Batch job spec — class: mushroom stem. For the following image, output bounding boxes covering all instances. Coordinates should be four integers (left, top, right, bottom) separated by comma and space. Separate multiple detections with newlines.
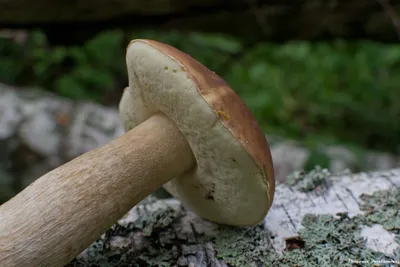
0, 112, 195, 267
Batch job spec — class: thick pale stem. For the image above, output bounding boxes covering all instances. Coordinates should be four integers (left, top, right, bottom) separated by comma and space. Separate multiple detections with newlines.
0, 113, 195, 267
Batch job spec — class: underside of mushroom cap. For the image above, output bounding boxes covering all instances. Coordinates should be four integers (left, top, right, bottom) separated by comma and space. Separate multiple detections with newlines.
120, 39, 275, 226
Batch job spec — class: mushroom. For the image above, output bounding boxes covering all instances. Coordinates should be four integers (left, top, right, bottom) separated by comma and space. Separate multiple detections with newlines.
0, 39, 275, 267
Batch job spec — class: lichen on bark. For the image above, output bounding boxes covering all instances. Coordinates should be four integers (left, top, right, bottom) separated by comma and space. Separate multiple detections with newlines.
66, 167, 400, 266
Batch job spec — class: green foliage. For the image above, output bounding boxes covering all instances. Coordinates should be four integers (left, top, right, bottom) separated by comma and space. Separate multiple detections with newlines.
303, 150, 331, 171
1, 30, 400, 153
0, 38, 25, 83
225, 41, 400, 153
0, 30, 126, 101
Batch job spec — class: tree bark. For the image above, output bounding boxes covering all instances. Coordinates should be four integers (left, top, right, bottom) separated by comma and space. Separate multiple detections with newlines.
67, 167, 400, 266
0, 1, 400, 44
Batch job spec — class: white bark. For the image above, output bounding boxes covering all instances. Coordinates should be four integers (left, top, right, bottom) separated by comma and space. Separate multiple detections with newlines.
69, 168, 400, 266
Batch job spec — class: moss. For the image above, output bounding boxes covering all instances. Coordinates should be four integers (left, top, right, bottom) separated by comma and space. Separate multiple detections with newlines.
303, 149, 331, 171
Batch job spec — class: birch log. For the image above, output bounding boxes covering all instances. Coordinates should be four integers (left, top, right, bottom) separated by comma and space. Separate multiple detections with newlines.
1, 83, 400, 204
67, 167, 400, 267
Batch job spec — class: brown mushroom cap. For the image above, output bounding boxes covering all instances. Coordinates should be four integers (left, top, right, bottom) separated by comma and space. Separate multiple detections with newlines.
120, 39, 275, 226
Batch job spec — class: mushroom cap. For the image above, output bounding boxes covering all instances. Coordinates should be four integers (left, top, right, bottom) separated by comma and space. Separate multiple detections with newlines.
120, 39, 275, 226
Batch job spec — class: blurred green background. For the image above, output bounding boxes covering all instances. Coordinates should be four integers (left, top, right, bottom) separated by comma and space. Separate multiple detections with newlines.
1, 29, 399, 155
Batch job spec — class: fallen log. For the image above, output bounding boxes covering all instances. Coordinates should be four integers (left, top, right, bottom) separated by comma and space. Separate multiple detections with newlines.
1, 1, 400, 44
68, 167, 400, 266
1, 83, 399, 204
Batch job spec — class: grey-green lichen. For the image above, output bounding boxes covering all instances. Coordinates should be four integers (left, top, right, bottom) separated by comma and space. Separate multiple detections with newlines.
212, 179, 400, 267
359, 188, 400, 232
68, 205, 184, 266
212, 195, 399, 267
210, 167, 400, 267
67, 168, 400, 267
212, 225, 276, 266
286, 165, 332, 192
276, 213, 393, 267
211, 214, 390, 267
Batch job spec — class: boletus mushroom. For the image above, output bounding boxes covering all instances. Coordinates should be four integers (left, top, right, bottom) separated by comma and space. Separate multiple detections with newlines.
0, 39, 275, 267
